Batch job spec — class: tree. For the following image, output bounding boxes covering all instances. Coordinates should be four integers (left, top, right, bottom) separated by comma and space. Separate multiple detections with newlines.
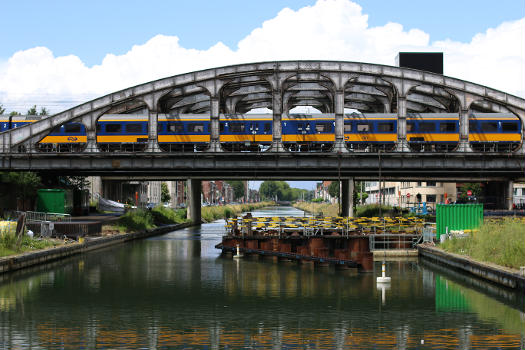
328, 181, 339, 198
458, 183, 482, 202
0, 104, 5, 114
27, 105, 38, 115
226, 180, 245, 200
0, 171, 42, 200
9, 111, 21, 116
39, 107, 49, 116
161, 182, 171, 203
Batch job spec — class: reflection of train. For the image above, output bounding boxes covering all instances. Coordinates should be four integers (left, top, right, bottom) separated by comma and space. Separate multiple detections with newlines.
0, 112, 521, 152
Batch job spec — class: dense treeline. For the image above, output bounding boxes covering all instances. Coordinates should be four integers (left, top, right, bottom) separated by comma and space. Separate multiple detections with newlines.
259, 181, 312, 201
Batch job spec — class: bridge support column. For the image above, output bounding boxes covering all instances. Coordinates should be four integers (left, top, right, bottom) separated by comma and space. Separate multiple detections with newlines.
395, 96, 410, 152
85, 129, 99, 152
341, 178, 354, 217
146, 111, 161, 152
270, 89, 285, 152
457, 109, 473, 152
209, 96, 222, 152
334, 90, 348, 153
507, 180, 514, 210
186, 179, 201, 224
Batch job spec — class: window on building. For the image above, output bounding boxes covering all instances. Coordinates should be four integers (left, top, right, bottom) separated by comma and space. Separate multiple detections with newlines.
419, 122, 435, 132
417, 182, 422, 187
106, 124, 121, 133
426, 181, 436, 187
502, 122, 518, 132
481, 122, 498, 132
125, 123, 143, 133
64, 123, 81, 133
426, 195, 436, 203
439, 122, 456, 132
377, 122, 394, 132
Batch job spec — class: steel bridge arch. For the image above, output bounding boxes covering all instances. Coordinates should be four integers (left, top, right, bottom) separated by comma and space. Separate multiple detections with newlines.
1, 60, 524, 153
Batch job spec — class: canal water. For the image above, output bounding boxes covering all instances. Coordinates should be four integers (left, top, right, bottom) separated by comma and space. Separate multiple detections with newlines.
0, 206, 523, 349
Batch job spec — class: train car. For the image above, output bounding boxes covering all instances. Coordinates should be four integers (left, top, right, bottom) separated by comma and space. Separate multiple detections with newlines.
220, 114, 272, 151
39, 122, 87, 152
158, 114, 210, 152
344, 113, 397, 151
406, 113, 459, 151
96, 115, 148, 152
469, 113, 521, 152
282, 114, 335, 152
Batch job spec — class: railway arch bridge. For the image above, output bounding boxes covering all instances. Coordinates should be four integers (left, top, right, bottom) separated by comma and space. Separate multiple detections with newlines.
1, 60, 524, 219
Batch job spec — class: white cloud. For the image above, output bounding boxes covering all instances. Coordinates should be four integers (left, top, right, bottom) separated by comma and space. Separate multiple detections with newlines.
0, 0, 523, 113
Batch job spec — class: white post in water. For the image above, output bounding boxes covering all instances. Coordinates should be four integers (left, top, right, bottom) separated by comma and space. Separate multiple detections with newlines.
233, 244, 243, 259
376, 261, 391, 283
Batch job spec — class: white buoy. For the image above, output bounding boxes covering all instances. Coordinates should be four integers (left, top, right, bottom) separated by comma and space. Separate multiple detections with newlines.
376, 261, 391, 283
233, 244, 243, 259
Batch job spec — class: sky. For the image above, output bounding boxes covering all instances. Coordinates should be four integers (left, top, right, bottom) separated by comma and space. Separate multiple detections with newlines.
1, 0, 524, 190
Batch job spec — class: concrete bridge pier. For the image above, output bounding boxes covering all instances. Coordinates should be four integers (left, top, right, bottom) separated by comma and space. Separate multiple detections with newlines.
341, 178, 355, 217
186, 179, 202, 224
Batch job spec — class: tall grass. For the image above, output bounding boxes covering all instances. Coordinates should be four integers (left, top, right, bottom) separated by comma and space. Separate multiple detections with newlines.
151, 206, 188, 225
440, 218, 525, 269
201, 202, 274, 222
0, 222, 57, 257
116, 209, 155, 232
293, 202, 339, 217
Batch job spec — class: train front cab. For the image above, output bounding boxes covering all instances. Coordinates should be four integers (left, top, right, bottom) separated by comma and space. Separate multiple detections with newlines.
344, 113, 397, 152
282, 114, 334, 152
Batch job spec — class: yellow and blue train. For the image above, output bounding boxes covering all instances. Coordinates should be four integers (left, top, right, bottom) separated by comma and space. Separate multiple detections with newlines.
0, 112, 521, 152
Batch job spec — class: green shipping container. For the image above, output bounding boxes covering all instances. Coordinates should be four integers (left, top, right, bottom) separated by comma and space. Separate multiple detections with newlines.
436, 203, 483, 239
36, 189, 73, 214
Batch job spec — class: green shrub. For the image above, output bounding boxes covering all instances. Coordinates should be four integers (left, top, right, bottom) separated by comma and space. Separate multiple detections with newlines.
117, 209, 155, 232
355, 204, 393, 217
151, 206, 188, 225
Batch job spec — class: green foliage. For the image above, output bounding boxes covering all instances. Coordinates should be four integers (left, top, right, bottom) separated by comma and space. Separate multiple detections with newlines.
440, 218, 525, 269
226, 180, 245, 200
151, 206, 187, 225
0, 226, 57, 257
9, 111, 21, 116
117, 209, 155, 232
259, 181, 306, 201
0, 171, 42, 199
458, 183, 482, 201
26, 105, 38, 115
201, 202, 274, 222
161, 182, 171, 203
355, 204, 394, 217
0, 104, 4, 114
311, 198, 324, 203
328, 181, 339, 198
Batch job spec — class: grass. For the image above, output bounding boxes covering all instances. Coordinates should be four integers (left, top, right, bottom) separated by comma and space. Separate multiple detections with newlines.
440, 218, 525, 270
0, 223, 59, 258
151, 206, 188, 225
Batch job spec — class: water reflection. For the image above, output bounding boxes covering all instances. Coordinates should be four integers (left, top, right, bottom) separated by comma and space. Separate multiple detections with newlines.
0, 207, 523, 349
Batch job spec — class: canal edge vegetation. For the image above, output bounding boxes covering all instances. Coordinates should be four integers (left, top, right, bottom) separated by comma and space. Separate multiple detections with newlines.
439, 217, 525, 270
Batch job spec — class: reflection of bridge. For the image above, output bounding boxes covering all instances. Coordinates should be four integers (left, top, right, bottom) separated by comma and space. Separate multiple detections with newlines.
1, 61, 524, 220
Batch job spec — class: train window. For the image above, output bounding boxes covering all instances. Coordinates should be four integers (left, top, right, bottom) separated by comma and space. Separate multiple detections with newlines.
297, 123, 304, 131
230, 123, 245, 132
168, 123, 184, 133
419, 122, 435, 132
316, 122, 333, 133
220, 123, 225, 132
356, 123, 371, 132
344, 123, 352, 132
377, 122, 394, 132
188, 123, 205, 133
126, 123, 143, 133
106, 124, 121, 133
469, 121, 478, 132
264, 123, 271, 133
407, 122, 416, 132
51, 125, 63, 133
439, 122, 456, 132
64, 124, 81, 133
502, 122, 518, 132
481, 122, 498, 132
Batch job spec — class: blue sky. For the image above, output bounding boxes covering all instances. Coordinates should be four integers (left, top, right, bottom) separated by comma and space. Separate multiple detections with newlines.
1, 0, 523, 191
2, 0, 523, 67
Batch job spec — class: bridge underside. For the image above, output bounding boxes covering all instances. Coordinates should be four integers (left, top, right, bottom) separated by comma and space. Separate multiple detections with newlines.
3, 152, 523, 181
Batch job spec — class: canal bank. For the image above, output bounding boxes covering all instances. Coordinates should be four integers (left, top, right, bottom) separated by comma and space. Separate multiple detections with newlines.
0, 222, 192, 274
418, 243, 525, 290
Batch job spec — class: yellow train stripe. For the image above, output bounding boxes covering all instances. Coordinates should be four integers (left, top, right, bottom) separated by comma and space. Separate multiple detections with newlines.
344, 117, 398, 120
407, 133, 459, 142
158, 135, 210, 143
39, 136, 87, 143
344, 134, 397, 142
406, 118, 459, 121
219, 135, 272, 142
282, 134, 335, 142
97, 135, 148, 142
469, 133, 521, 142
158, 118, 210, 122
